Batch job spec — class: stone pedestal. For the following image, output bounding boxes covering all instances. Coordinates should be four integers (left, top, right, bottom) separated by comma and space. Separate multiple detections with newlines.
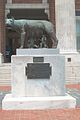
2, 49, 76, 110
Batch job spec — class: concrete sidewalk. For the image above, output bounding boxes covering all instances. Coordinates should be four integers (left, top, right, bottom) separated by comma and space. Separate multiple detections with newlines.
0, 84, 80, 120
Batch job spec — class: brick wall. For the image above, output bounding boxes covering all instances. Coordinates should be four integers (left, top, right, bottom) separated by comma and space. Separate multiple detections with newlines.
75, 0, 80, 9
48, 0, 55, 27
5, 0, 7, 3
12, 0, 42, 3
0, 0, 5, 56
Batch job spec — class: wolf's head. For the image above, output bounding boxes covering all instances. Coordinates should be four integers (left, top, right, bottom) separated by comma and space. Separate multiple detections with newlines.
6, 18, 14, 26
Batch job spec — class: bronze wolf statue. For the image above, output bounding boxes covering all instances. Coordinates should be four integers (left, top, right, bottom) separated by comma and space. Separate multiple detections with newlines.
6, 18, 58, 48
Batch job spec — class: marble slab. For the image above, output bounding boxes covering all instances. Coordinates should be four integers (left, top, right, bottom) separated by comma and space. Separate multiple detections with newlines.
16, 49, 59, 55
2, 94, 76, 110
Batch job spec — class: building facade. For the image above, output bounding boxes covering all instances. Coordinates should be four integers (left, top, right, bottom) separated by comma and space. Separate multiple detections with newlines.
0, 0, 80, 62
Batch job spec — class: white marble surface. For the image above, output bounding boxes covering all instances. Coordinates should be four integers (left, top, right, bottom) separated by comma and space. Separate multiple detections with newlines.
2, 94, 76, 110
16, 49, 59, 55
11, 54, 65, 97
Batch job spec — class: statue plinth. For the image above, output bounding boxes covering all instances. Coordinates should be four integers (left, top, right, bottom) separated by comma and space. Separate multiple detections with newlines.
2, 49, 76, 110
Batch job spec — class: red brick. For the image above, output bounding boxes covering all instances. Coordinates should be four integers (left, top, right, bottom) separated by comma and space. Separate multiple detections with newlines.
0, 86, 11, 91
12, 0, 42, 3
0, 109, 80, 120
66, 84, 80, 90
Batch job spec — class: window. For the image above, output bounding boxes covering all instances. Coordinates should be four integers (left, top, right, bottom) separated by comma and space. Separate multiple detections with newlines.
76, 11, 80, 51
76, 18, 80, 51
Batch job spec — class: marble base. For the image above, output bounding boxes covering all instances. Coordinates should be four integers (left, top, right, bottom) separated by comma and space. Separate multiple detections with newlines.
2, 94, 76, 110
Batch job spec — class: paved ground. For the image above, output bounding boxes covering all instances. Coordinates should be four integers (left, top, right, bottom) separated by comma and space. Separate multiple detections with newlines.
0, 109, 80, 120
67, 88, 80, 107
0, 84, 80, 120
0, 91, 10, 109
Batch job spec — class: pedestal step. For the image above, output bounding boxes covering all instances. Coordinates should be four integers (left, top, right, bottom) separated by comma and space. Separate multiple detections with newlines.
2, 94, 76, 110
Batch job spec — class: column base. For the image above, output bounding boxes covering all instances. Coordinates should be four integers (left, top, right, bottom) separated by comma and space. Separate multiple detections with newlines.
59, 49, 80, 84
2, 94, 76, 110
0, 53, 4, 64
60, 49, 78, 54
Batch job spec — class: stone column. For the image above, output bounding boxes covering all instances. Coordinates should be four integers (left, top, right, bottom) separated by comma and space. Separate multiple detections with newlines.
55, 0, 77, 53
0, 0, 6, 63
7, 0, 12, 4
42, 0, 47, 3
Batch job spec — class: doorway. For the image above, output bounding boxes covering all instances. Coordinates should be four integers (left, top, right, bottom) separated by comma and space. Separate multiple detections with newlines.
6, 27, 20, 62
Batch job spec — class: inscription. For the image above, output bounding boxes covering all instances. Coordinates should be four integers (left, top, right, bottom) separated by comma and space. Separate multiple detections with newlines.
33, 57, 44, 63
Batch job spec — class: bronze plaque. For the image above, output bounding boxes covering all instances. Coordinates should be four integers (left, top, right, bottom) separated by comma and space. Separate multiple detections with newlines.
26, 63, 51, 79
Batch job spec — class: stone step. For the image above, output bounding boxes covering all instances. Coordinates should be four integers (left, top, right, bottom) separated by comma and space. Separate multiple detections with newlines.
65, 76, 80, 84
0, 63, 11, 86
